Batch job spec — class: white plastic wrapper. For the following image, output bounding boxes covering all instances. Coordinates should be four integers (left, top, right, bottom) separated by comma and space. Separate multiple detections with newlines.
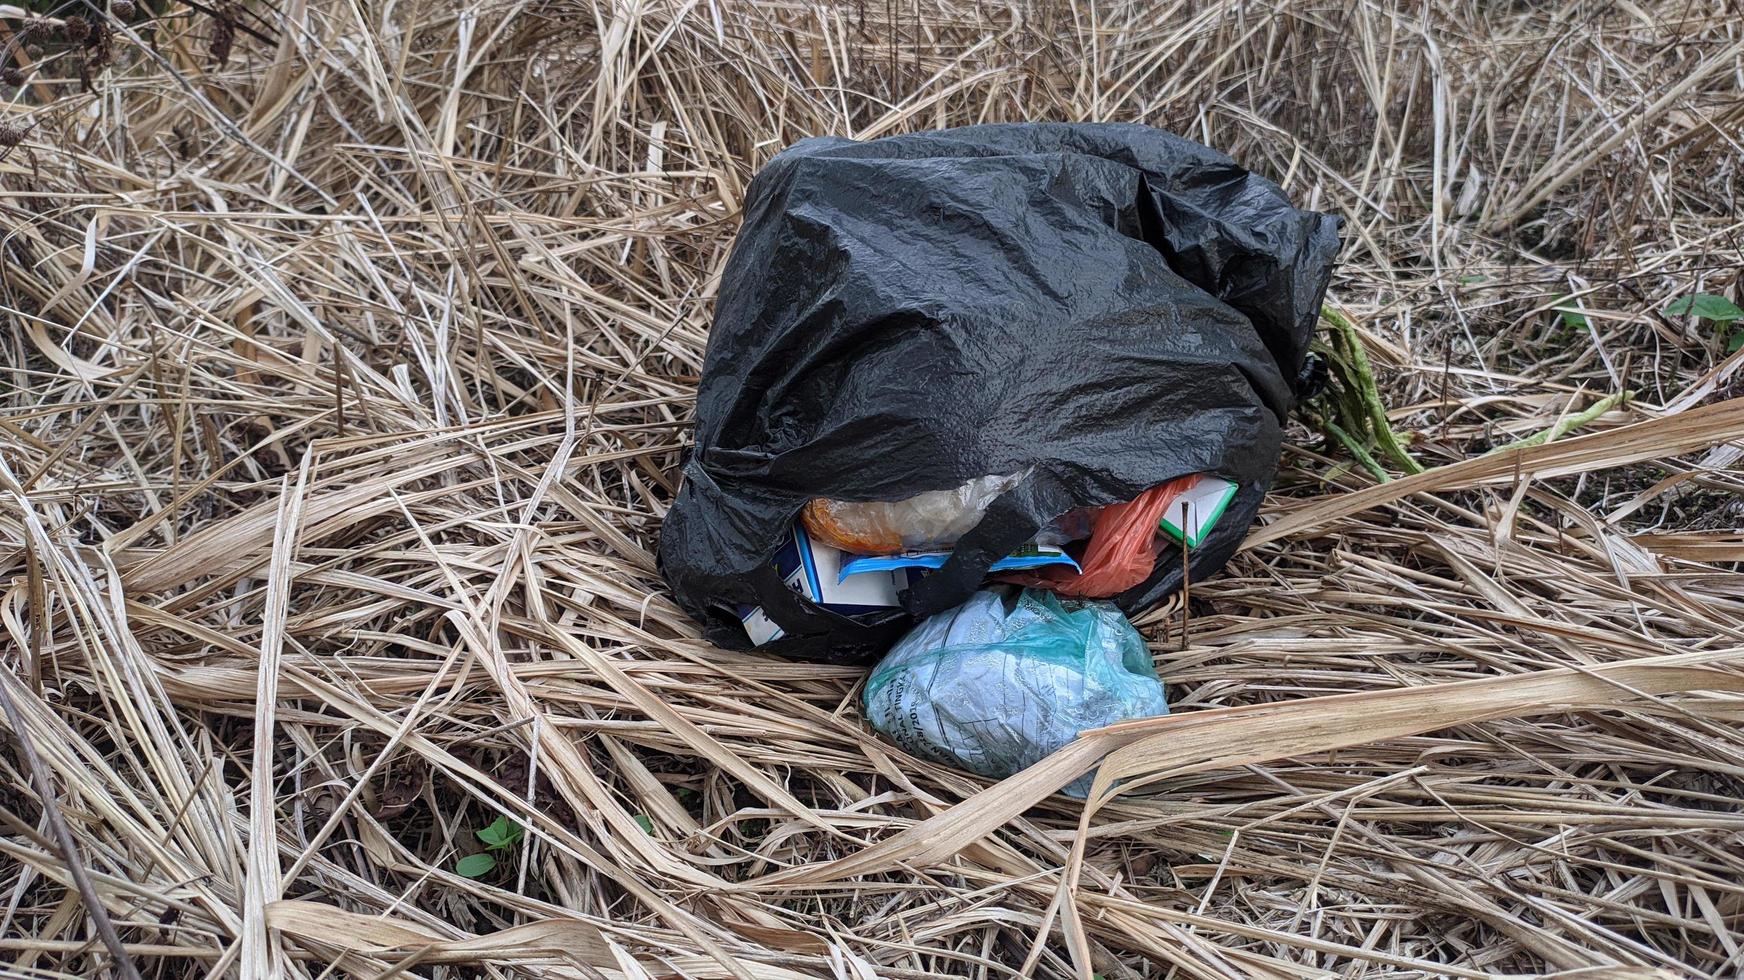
864, 588, 1169, 797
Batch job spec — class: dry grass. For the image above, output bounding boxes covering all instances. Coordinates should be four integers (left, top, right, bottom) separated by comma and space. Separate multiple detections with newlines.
2, 0, 1743, 977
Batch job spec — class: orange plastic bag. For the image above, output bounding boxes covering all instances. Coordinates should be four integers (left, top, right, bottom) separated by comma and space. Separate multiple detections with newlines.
800, 474, 1023, 554
1005, 476, 1195, 598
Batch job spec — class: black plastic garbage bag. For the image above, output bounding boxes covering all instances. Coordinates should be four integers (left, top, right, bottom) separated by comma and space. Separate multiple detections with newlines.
659, 123, 1342, 663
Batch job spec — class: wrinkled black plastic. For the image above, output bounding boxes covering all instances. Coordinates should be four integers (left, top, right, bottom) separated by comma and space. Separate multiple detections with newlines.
659, 123, 1342, 663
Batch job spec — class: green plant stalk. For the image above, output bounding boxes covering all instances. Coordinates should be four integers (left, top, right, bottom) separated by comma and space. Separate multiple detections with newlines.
1487, 389, 1631, 454
1322, 305, 1424, 475
1322, 417, 1391, 482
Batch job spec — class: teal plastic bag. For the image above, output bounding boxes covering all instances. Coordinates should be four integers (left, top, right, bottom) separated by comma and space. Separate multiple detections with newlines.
864, 588, 1168, 797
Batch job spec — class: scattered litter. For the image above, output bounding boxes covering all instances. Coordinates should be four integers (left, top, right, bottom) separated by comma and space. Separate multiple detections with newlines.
1037, 507, 1097, 549
802, 474, 1024, 554
738, 526, 914, 646
1159, 475, 1239, 547
659, 122, 1341, 664
1001, 474, 1240, 596
864, 588, 1169, 796
1008, 477, 1196, 598
839, 542, 1078, 581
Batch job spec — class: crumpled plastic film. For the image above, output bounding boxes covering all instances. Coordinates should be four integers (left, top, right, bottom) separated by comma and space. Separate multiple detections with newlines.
863, 588, 1169, 797
801, 473, 1024, 553
658, 122, 1343, 662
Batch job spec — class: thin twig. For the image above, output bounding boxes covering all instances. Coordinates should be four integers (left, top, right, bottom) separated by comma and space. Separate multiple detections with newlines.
0, 676, 143, 980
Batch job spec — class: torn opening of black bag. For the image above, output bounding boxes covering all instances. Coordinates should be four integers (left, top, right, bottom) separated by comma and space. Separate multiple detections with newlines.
658, 122, 1343, 664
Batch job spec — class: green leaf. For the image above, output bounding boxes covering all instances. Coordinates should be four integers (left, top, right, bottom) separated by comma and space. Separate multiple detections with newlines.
1457, 274, 1488, 284
1551, 297, 1587, 330
1727, 329, 1743, 354
1665, 293, 1744, 322
456, 853, 495, 878
476, 816, 522, 850
634, 813, 654, 834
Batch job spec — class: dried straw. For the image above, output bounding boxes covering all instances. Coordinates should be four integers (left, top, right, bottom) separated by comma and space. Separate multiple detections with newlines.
2, 0, 1742, 977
